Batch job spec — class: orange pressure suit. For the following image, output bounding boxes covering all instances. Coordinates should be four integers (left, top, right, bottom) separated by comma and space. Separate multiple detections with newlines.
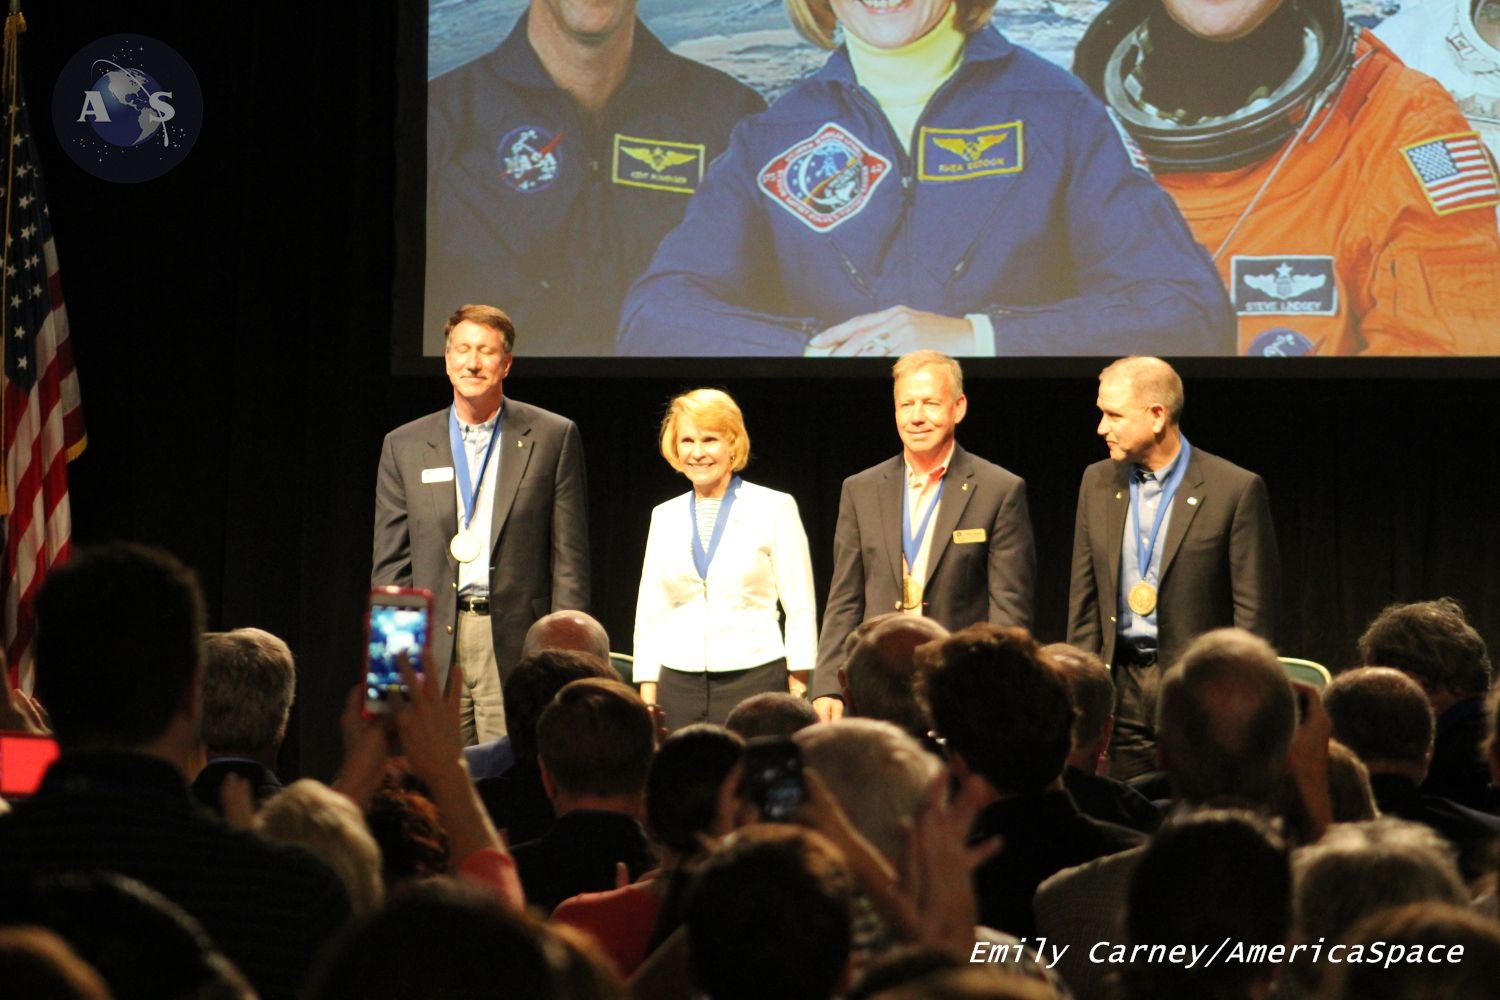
1158, 33, 1500, 356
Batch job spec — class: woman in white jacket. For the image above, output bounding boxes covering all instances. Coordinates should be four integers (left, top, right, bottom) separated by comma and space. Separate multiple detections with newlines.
633, 388, 817, 729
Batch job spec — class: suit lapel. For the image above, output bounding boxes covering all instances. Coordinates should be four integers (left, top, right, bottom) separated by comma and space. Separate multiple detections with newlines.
1158, 449, 1205, 581
1104, 463, 1130, 607
425, 420, 460, 545
878, 458, 905, 587
924, 446, 976, 580
489, 401, 535, 553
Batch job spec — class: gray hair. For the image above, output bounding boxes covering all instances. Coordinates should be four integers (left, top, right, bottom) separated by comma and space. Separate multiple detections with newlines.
200, 628, 295, 754
1100, 356, 1184, 424
257, 779, 384, 918
796, 719, 942, 862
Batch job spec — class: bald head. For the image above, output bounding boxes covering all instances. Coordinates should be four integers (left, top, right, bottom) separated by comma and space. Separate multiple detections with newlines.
521, 611, 610, 664
840, 616, 948, 738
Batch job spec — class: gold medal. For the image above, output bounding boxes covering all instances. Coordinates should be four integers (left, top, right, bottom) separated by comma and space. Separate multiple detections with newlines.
898, 574, 924, 611
449, 530, 481, 564
1128, 580, 1158, 617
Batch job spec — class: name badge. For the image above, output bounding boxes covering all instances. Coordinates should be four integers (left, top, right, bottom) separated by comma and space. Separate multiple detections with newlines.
421, 466, 455, 484
953, 528, 987, 544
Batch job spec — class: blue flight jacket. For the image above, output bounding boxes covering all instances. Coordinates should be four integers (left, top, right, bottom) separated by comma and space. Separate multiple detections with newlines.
428, 15, 765, 355
618, 27, 1233, 357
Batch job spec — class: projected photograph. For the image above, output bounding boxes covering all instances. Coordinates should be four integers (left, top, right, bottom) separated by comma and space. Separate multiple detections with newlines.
425, 0, 1500, 359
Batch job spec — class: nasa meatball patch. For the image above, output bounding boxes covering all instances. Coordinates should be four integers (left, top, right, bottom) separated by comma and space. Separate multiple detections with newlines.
758, 123, 891, 232
1231, 255, 1338, 316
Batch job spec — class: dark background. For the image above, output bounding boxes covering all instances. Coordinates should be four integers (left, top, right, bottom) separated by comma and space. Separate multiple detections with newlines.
22, 2, 1500, 780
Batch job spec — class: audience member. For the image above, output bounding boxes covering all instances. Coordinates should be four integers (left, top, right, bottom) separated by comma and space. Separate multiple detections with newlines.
461, 611, 615, 781
1323, 666, 1500, 880
724, 692, 819, 739
840, 616, 948, 743
685, 824, 854, 1000
190, 628, 295, 816
919, 624, 1144, 937
1358, 598, 1495, 810
0, 871, 256, 1000
475, 649, 619, 845
1044, 642, 1159, 833
1288, 818, 1468, 996
255, 779, 384, 918
1035, 628, 1323, 1000
1121, 810, 1290, 1000
0, 926, 111, 1000
0, 543, 349, 1000
309, 880, 622, 1000
365, 781, 450, 886
552, 724, 745, 977
1321, 900, 1500, 1000
511, 678, 656, 913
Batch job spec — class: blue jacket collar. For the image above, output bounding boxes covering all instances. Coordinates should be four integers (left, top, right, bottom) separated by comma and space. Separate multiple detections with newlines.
491, 12, 678, 93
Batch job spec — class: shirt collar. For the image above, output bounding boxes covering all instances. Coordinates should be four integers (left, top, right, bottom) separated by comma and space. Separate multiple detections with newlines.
453, 399, 503, 434
906, 442, 956, 490
1135, 446, 1182, 485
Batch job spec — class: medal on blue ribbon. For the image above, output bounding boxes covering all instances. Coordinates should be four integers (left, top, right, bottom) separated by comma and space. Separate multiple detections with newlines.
1127, 439, 1191, 617
897, 477, 945, 611
689, 476, 742, 579
448, 408, 503, 563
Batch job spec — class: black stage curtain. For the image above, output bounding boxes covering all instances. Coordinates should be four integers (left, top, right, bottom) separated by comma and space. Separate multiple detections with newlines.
26, 4, 1500, 779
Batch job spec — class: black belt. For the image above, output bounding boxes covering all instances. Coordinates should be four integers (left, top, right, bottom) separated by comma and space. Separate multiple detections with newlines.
457, 595, 490, 615
1115, 642, 1157, 667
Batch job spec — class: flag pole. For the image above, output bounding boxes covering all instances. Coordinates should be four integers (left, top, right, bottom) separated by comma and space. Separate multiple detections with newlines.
0, 5, 21, 515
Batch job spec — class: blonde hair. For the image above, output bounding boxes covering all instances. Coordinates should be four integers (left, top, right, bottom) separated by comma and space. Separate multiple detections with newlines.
892, 350, 964, 399
658, 388, 751, 474
785, 0, 997, 50
257, 779, 385, 918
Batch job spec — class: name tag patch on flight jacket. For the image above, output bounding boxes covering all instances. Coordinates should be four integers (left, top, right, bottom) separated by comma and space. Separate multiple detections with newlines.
758, 122, 892, 232
917, 122, 1023, 182
1232, 256, 1338, 316
612, 135, 706, 194
497, 125, 562, 193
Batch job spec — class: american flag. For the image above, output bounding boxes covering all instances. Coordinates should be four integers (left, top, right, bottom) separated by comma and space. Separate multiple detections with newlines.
2, 17, 85, 693
1403, 134, 1500, 216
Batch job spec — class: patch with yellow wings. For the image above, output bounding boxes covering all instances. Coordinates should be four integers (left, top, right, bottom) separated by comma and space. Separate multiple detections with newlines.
917, 122, 1023, 182
612, 134, 707, 194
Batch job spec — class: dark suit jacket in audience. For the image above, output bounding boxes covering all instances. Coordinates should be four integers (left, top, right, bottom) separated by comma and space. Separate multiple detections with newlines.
1369, 772, 1500, 881
511, 809, 654, 914
1423, 696, 1492, 812
190, 757, 283, 817
477, 760, 554, 846
1064, 767, 1162, 834
971, 788, 1145, 938
0, 752, 349, 1000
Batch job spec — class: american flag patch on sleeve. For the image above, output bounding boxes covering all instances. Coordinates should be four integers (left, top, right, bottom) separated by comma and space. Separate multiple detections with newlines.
1401, 133, 1500, 215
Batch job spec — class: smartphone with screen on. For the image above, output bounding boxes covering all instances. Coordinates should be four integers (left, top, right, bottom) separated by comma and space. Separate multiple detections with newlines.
743, 735, 806, 821
0, 731, 61, 800
363, 586, 434, 716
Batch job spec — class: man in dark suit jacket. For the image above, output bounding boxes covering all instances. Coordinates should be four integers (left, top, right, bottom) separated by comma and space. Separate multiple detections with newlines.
373, 304, 590, 744
1068, 356, 1279, 779
0, 544, 349, 1000
811, 351, 1035, 718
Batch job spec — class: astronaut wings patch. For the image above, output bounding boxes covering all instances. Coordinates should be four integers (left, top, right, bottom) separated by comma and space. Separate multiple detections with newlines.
758, 123, 892, 232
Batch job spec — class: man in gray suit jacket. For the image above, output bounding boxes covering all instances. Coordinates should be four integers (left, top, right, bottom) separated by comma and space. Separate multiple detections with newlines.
373, 304, 589, 743
1068, 356, 1279, 779
811, 351, 1035, 720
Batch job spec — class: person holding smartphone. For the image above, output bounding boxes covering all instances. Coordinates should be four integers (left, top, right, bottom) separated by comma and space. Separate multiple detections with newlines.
632, 389, 817, 729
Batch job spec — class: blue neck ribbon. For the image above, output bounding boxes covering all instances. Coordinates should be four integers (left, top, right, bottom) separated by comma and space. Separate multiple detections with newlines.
1129, 437, 1192, 581
449, 406, 503, 530
690, 476, 742, 580
902, 476, 947, 573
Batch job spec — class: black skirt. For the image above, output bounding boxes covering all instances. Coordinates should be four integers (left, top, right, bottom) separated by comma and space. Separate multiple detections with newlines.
656, 658, 788, 731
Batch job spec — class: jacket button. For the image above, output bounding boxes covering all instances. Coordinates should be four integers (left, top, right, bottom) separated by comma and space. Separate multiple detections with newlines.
446, 625, 454, 635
